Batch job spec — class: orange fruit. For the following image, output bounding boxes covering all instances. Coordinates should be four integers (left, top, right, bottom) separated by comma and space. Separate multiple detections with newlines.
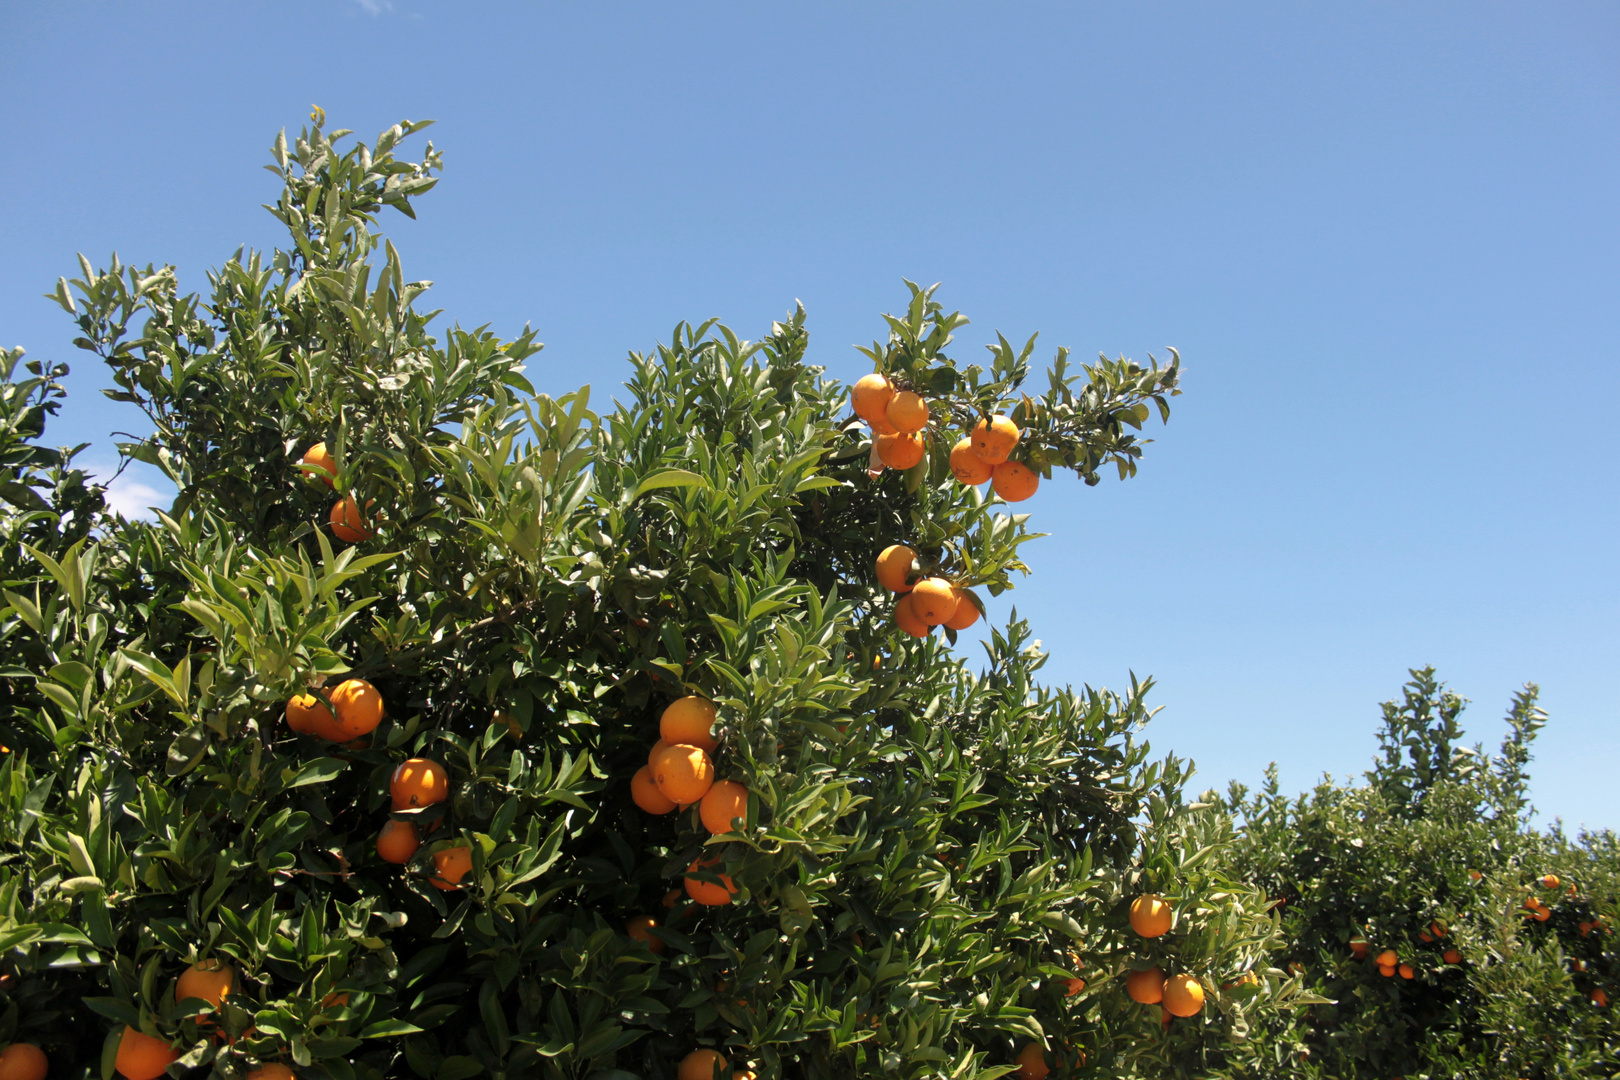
949, 437, 992, 485
1468, 869, 1482, 881
1064, 977, 1085, 997
908, 577, 958, 625
969, 415, 1021, 464
684, 859, 738, 906
1012, 1042, 1049, 1080
662, 888, 683, 909
115, 1027, 177, 1080
328, 678, 384, 739
875, 431, 924, 470
176, 958, 234, 1007
733, 1072, 757, 1080
700, 780, 749, 835
0, 1043, 48, 1080
1376, 949, 1398, 967
851, 373, 896, 425
430, 845, 473, 891
1162, 974, 1205, 1017
1125, 967, 1164, 1004
1378, 963, 1396, 977
991, 460, 1038, 502
660, 696, 719, 753
1129, 895, 1173, 938
322, 992, 349, 1009
1419, 930, 1432, 943
894, 594, 931, 639
632, 766, 678, 814
886, 391, 929, 434
652, 744, 715, 805
648, 739, 671, 766
1429, 920, 1447, 938
285, 693, 333, 736
943, 588, 980, 631
1592, 988, 1609, 1007
330, 494, 372, 542
246, 1066, 296, 1080
300, 442, 337, 486
1542, 874, 1560, 889
1442, 949, 1462, 965
1349, 938, 1369, 958
390, 759, 449, 809
1533, 907, 1550, 922
677, 1049, 729, 1080
376, 820, 420, 864
626, 914, 666, 955
875, 544, 917, 593
1398, 963, 1415, 980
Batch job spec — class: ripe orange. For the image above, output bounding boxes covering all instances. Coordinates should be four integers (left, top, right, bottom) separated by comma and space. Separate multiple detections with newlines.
991, 460, 1039, 502
1442, 949, 1462, 965
1542, 874, 1560, 889
330, 494, 372, 542
875, 431, 925, 470
626, 915, 666, 955
886, 391, 929, 434
430, 845, 473, 891
246, 1066, 296, 1080
1468, 869, 1482, 881
1532, 907, 1550, 922
652, 744, 715, 805
115, 1027, 177, 1080
662, 888, 683, 909
685, 859, 738, 906
1376, 949, 1398, 967
1129, 895, 1173, 938
894, 594, 931, 639
391, 759, 449, 809
300, 442, 337, 486
875, 544, 917, 593
1378, 963, 1396, 977
176, 958, 234, 1007
1125, 967, 1165, 1004
329, 678, 384, 739
943, 588, 980, 630
949, 437, 992, 485
1012, 1042, 1049, 1080
0, 1043, 47, 1080
376, 820, 420, 864
1429, 920, 1447, 938
970, 415, 1021, 464
661, 696, 719, 753
1398, 963, 1415, 980
700, 780, 749, 835
1162, 974, 1205, 1017
1593, 988, 1609, 1007
678, 1049, 729, 1080
1349, 938, 1369, 958
649, 739, 671, 766
1064, 977, 1085, 997
851, 373, 895, 425
909, 577, 959, 625
632, 766, 678, 814
285, 693, 333, 736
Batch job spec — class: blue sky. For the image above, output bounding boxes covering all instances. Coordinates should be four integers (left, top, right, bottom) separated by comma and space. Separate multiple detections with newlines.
3, 3, 1615, 828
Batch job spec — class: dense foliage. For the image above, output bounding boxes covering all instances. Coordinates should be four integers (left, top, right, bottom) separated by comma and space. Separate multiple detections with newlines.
0, 115, 1313, 1080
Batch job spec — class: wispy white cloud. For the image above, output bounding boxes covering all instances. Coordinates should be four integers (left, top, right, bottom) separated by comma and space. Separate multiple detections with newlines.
354, 0, 394, 14
103, 475, 168, 521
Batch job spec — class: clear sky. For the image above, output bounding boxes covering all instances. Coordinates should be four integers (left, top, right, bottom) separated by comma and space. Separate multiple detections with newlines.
3, 3, 1615, 829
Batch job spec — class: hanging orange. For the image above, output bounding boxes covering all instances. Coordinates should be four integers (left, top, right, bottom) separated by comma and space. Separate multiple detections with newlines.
684, 859, 738, 906
245, 1067, 296, 1080
1378, 963, 1396, 977
626, 914, 667, 955
330, 494, 372, 542
648, 738, 670, 766
970, 415, 1021, 464
390, 759, 449, 809
851, 374, 896, 424
1125, 967, 1165, 1004
894, 594, 930, 639
430, 845, 473, 891
991, 461, 1038, 502
632, 766, 678, 814
1012, 1042, 1049, 1080
376, 820, 420, 864
949, 437, 992, 485
328, 678, 384, 739
300, 442, 337, 486
943, 588, 980, 630
115, 1027, 177, 1080
660, 696, 719, 753
1442, 949, 1462, 964
700, 780, 749, 835
652, 744, 715, 805
875, 544, 916, 593
885, 391, 929, 434
875, 432, 925, 470
285, 693, 333, 736
1162, 974, 1205, 1017
1376, 949, 1398, 967
677, 1050, 729, 1080
908, 578, 959, 625
0, 1044, 47, 1080
176, 958, 234, 1008
1129, 895, 1173, 938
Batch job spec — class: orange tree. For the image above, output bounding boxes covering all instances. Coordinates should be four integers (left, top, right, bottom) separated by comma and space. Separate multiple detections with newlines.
0, 114, 1315, 1080
1221, 668, 1620, 1078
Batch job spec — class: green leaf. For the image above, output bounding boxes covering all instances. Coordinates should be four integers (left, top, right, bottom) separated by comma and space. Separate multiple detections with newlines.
285, 757, 348, 787
633, 469, 708, 499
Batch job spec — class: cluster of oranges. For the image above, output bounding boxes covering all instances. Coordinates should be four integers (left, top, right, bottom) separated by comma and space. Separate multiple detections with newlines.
628, 696, 756, 1077
380, 758, 472, 891
850, 374, 1039, 503
875, 544, 982, 640
1348, 920, 1461, 980
106, 961, 300, 1080
284, 678, 385, 744
1523, 872, 1564, 924
299, 441, 372, 542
